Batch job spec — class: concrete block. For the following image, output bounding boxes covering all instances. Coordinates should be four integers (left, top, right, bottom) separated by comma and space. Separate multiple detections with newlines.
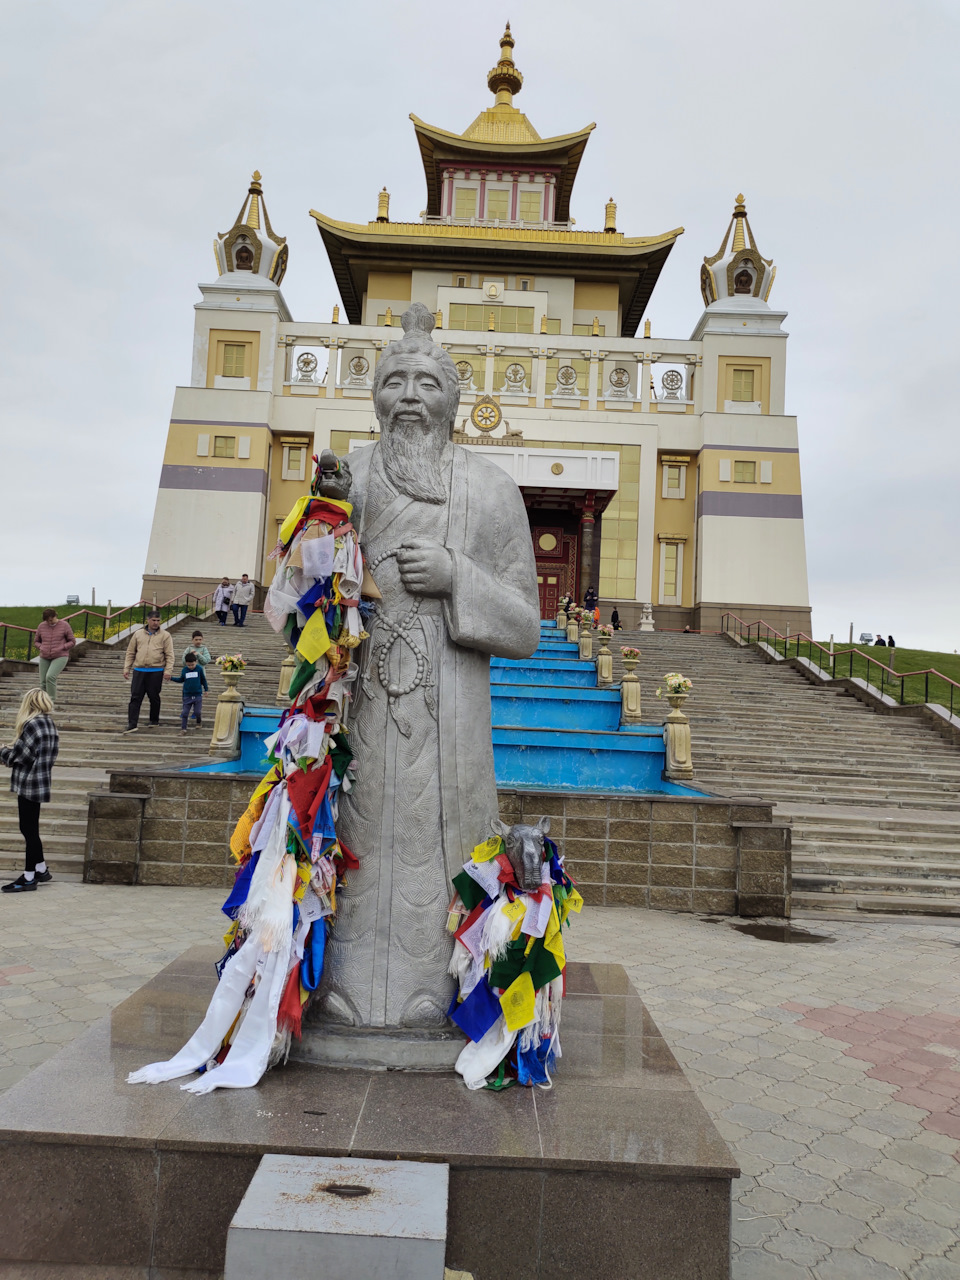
225, 1155, 448, 1280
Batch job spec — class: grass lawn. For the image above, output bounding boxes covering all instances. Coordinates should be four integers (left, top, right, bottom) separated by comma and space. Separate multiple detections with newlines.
0, 599, 209, 661
765, 636, 960, 714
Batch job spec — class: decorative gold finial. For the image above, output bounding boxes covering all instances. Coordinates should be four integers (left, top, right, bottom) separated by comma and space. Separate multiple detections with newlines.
332, 305, 340, 323
384, 307, 393, 326
435, 309, 443, 329
487, 21, 523, 105
540, 314, 548, 333
377, 187, 390, 223
251, 171, 262, 185
732, 194, 747, 251
644, 319, 652, 339
604, 197, 617, 233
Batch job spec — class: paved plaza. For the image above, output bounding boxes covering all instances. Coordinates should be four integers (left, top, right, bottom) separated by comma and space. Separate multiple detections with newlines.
1, 884, 959, 1279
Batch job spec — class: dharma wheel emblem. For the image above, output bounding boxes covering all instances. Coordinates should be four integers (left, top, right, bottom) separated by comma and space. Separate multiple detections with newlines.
661, 368, 684, 397
504, 362, 526, 387
609, 367, 630, 389
456, 360, 474, 384
556, 365, 577, 386
470, 396, 502, 432
296, 352, 318, 379
348, 355, 370, 377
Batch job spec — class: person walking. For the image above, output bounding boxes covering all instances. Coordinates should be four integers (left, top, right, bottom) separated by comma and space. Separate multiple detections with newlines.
583, 585, 598, 613
611, 607, 622, 631
182, 631, 211, 667
34, 608, 76, 705
214, 578, 234, 626
0, 690, 59, 893
123, 611, 174, 733
172, 651, 208, 734
231, 574, 255, 627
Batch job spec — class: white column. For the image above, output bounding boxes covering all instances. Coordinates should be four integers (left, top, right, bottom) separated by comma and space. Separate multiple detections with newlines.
588, 351, 602, 411
533, 346, 549, 408
325, 340, 342, 398
640, 356, 653, 412
635, 424, 659, 605
482, 344, 495, 395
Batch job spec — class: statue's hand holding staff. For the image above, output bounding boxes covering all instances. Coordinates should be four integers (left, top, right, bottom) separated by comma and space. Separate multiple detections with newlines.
396, 539, 453, 598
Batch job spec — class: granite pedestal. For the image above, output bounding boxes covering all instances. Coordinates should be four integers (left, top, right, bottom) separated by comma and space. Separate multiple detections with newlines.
225, 1154, 448, 1279
0, 947, 737, 1279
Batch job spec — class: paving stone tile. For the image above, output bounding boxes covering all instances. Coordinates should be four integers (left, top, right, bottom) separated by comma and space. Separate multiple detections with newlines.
740, 1187, 800, 1217
856, 1233, 922, 1270
812, 1133, 888, 1168
820, 1190, 883, 1222
732, 1214, 780, 1249
741, 1132, 809, 1163
759, 1166, 836, 1204
814, 1248, 904, 1279
784, 1205, 868, 1249
766, 1229, 830, 1267
733, 1247, 812, 1279
907, 1260, 960, 1280
871, 1209, 956, 1255
837, 1169, 915, 1210
883, 1139, 960, 1177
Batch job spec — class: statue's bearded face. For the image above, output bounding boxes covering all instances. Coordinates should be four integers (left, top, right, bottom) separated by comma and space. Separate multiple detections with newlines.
374, 351, 458, 504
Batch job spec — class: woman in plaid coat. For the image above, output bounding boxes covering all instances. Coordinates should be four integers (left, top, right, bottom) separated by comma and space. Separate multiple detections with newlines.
0, 690, 59, 893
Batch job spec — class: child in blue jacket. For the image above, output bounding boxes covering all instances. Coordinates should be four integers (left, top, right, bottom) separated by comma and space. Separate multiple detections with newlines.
172, 651, 209, 733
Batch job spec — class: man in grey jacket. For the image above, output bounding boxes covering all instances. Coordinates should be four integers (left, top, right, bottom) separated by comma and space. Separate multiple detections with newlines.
231, 575, 255, 627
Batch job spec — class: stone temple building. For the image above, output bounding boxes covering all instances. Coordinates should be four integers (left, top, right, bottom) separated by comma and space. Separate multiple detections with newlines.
142, 25, 810, 632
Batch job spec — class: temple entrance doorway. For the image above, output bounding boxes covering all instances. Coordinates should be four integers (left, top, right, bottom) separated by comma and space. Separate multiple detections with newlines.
529, 517, 579, 618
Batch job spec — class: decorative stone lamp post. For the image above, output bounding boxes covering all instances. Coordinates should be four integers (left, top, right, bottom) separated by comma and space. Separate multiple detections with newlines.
660, 676, 694, 779
210, 665, 245, 756
276, 646, 296, 706
596, 627, 614, 686
620, 648, 642, 724
578, 617, 593, 661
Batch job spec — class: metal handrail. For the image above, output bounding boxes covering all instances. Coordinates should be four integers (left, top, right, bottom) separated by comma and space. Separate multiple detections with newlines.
0, 591, 215, 662
722, 613, 959, 719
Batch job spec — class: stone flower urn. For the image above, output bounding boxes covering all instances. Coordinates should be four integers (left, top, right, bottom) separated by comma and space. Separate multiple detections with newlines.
622, 656, 639, 674
666, 692, 687, 712
221, 671, 243, 691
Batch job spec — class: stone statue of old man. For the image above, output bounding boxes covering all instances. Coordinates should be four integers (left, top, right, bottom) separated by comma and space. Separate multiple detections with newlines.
313, 304, 540, 1036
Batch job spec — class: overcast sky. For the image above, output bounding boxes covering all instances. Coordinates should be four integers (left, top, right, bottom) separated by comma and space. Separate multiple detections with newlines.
2, 0, 958, 648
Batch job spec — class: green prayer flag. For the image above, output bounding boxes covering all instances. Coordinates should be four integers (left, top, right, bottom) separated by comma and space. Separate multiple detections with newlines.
452, 870, 488, 912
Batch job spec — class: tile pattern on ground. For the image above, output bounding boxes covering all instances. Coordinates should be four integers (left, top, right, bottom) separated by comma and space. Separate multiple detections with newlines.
2, 888, 960, 1278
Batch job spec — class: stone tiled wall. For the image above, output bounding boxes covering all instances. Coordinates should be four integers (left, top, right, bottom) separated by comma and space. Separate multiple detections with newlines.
84, 772, 255, 888
85, 771, 791, 917
497, 790, 791, 918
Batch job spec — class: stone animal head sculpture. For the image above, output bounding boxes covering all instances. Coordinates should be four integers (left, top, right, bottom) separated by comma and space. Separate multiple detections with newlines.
491, 817, 550, 892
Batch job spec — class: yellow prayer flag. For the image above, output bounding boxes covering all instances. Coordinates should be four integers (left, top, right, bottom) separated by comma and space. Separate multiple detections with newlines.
543, 903, 566, 969
500, 971, 536, 1031
502, 898, 526, 922
472, 836, 503, 864
297, 609, 335, 664
278, 496, 311, 547
559, 888, 584, 925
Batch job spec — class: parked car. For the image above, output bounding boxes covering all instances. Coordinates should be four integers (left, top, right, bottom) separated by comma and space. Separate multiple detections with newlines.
858, 632, 874, 644
65, 594, 80, 605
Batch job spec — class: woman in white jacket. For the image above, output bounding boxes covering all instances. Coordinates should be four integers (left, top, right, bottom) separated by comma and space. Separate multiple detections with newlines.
213, 578, 234, 626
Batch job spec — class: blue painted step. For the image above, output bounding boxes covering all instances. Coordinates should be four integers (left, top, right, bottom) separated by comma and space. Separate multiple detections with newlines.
491, 657, 597, 687
493, 725, 702, 796
493, 682, 621, 732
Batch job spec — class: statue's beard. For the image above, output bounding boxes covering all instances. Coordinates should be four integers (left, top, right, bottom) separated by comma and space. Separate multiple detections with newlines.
379, 414, 450, 505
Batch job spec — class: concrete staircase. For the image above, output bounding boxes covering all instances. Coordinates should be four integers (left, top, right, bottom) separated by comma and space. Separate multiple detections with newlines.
628, 632, 960, 914
0, 613, 287, 881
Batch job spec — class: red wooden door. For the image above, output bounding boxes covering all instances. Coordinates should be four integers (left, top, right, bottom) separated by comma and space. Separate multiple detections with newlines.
531, 525, 578, 618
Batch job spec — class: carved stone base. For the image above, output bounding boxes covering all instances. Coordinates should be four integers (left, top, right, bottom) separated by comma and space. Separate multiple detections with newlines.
292, 1023, 463, 1071
621, 673, 642, 724
596, 646, 613, 686
565, 620, 579, 644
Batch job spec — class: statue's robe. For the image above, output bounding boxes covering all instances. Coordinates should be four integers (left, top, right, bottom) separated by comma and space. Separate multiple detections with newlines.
317, 441, 540, 1028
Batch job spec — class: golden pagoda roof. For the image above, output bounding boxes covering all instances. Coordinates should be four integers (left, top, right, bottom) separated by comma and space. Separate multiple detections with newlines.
309, 210, 684, 335
410, 26, 595, 222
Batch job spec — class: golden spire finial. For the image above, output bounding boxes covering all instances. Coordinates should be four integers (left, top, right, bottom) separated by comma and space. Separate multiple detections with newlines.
731, 193, 747, 251
487, 21, 523, 105
251, 170, 262, 186
605, 196, 617, 233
